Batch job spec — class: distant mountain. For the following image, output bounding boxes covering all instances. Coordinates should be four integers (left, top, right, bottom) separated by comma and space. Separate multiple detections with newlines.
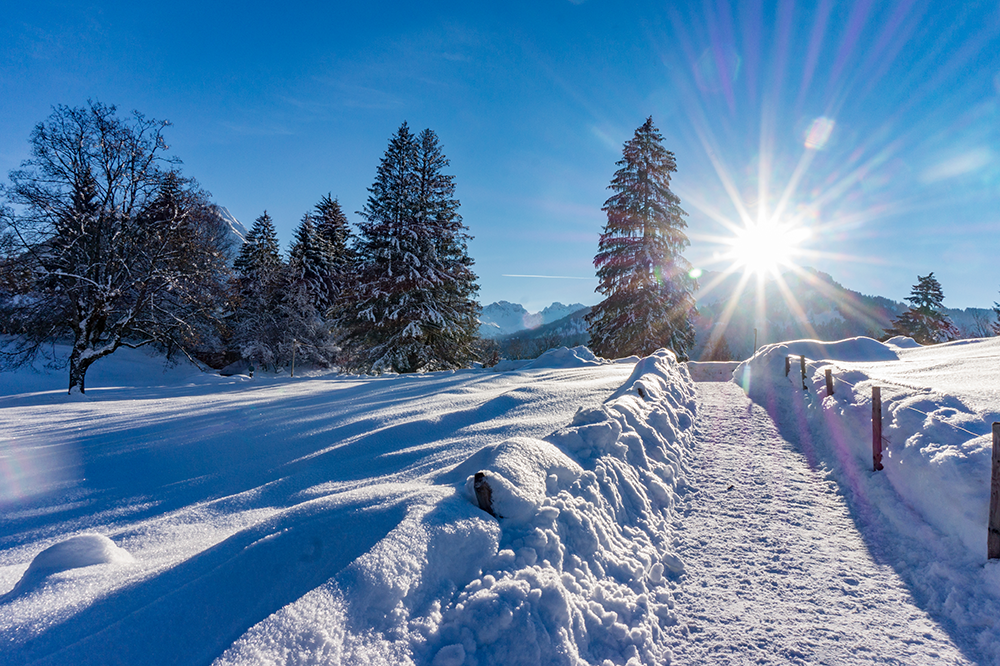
503, 306, 591, 344
692, 268, 994, 360
214, 206, 247, 261
479, 271, 995, 361
479, 301, 588, 338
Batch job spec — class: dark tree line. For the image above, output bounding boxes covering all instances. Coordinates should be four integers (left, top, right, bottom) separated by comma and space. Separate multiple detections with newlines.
1, 103, 481, 391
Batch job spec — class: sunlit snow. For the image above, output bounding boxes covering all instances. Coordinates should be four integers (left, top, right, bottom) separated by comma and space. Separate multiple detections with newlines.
3, 338, 1000, 663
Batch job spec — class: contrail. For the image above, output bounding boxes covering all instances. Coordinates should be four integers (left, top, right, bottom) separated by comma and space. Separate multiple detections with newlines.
502, 274, 597, 280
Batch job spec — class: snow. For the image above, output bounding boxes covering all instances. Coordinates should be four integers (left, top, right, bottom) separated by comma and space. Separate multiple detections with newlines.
736, 336, 1000, 662
4, 336, 1000, 663
669, 382, 967, 663
0, 343, 691, 664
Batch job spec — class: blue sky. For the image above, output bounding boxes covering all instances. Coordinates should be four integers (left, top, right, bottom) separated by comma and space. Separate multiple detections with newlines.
2, 0, 999, 313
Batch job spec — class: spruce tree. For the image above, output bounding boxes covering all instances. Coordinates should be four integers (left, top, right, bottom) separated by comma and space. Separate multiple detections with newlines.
889, 272, 959, 344
585, 117, 696, 360
232, 211, 286, 368
313, 194, 353, 274
337, 122, 480, 373
413, 128, 481, 367
282, 214, 338, 366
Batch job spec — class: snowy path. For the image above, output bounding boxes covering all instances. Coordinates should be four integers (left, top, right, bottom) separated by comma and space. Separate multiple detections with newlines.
669, 382, 972, 665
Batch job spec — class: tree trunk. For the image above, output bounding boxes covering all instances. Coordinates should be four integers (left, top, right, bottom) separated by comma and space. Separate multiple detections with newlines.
68, 349, 92, 394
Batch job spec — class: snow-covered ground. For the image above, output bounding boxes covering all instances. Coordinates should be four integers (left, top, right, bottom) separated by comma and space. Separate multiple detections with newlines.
736, 336, 1000, 663
4, 337, 1000, 664
0, 344, 695, 665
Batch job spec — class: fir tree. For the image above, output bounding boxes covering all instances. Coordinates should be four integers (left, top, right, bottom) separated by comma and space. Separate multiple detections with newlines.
231, 211, 286, 368
312, 194, 355, 330
313, 194, 353, 275
281, 214, 338, 366
337, 123, 480, 373
889, 272, 959, 344
287, 214, 335, 311
413, 128, 481, 367
233, 211, 282, 276
585, 117, 696, 360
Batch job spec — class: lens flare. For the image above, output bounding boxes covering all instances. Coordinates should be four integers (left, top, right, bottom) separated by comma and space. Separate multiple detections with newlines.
805, 117, 835, 150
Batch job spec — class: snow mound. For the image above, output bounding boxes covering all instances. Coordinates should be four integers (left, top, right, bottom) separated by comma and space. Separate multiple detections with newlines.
522, 345, 606, 369
423, 349, 695, 665
488, 346, 607, 373
3, 534, 133, 601
884, 335, 923, 349
22, 534, 134, 575
217, 349, 697, 665
450, 438, 583, 523
758, 337, 901, 363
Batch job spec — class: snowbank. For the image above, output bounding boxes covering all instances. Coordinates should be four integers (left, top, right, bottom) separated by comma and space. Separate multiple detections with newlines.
0, 535, 133, 603
491, 345, 608, 373
736, 336, 1000, 657
216, 349, 697, 665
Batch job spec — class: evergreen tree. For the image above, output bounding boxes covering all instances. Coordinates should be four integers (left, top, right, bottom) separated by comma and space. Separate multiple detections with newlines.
231, 211, 286, 368
287, 214, 335, 311
233, 211, 282, 276
313, 194, 353, 273
413, 128, 481, 366
336, 122, 480, 373
312, 194, 355, 318
281, 214, 338, 366
889, 272, 959, 344
585, 117, 696, 360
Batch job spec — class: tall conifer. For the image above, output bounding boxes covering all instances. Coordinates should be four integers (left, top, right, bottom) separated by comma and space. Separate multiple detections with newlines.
586, 117, 696, 360
232, 211, 286, 368
337, 123, 479, 373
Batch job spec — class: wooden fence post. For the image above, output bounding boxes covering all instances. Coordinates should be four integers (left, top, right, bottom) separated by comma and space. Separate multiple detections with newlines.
872, 387, 883, 471
989, 423, 1000, 559
474, 472, 496, 517
785, 356, 790, 377
800, 356, 807, 390
825, 368, 834, 396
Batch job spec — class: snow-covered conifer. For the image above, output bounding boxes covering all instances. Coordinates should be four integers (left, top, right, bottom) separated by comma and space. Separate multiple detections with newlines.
313, 195, 353, 273
231, 211, 287, 369
889, 273, 959, 344
336, 123, 480, 373
586, 117, 696, 360
281, 214, 338, 366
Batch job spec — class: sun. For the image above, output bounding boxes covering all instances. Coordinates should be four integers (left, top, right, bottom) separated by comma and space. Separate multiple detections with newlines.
726, 222, 811, 277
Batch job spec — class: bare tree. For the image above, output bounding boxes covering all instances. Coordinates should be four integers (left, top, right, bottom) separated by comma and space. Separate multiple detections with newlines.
964, 310, 996, 339
0, 101, 232, 393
